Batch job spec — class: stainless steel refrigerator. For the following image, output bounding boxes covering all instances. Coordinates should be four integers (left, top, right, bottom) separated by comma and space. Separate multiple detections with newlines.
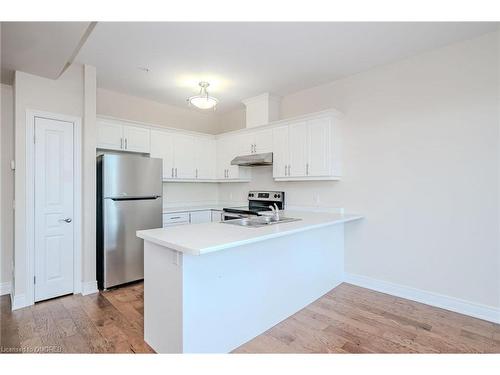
97, 154, 162, 290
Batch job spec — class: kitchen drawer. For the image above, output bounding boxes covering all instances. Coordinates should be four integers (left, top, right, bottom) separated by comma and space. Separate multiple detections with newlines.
163, 212, 190, 227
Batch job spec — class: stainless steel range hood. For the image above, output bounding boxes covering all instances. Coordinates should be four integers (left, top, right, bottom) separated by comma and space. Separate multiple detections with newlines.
231, 152, 273, 166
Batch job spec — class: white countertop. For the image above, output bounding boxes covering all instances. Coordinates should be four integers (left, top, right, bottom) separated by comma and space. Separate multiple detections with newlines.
137, 210, 363, 256
163, 204, 229, 214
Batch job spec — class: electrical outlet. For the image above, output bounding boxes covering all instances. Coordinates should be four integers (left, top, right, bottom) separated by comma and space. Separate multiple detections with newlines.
313, 193, 320, 205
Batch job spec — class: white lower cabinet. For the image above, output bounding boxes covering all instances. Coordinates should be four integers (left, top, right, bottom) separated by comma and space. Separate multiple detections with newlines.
163, 212, 190, 227
163, 210, 216, 227
189, 210, 212, 224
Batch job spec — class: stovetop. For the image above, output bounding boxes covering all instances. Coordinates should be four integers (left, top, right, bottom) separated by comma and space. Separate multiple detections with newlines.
223, 206, 272, 216
223, 191, 285, 216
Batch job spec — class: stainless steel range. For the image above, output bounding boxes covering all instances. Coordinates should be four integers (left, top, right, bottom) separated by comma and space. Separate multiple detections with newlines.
222, 191, 285, 221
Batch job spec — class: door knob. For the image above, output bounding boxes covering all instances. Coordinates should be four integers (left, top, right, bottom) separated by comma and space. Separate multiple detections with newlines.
59, 218, 72, 223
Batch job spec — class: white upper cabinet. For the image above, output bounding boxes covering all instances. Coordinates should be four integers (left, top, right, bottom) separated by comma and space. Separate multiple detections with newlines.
98, 109, 341, 183
272, 126, 289, 178
123, 125, 151, 153
272, 113, 342, 181
216, 135, 250, 181
253, 129, 273, 154
235, 129, 273, 155
173, 134, 196, 179
234, 133, 254, 155
288, 121, 308, 177
151, 129, 217, 181
195, 137, 216, 180
150, 129, 174, 179
307, 118, 331, 177
97, 120, 124, 151
97, 119, 150, 153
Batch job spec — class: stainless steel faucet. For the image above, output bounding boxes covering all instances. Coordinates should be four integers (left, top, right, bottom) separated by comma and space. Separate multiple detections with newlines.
268, 203, 280, 221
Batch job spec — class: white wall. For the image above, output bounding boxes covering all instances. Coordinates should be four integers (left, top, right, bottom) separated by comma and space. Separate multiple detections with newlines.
219, 31, 500, 309
162, 183, 218, 209
12, 64, 98, 302
1, 84, 14, 289
216, 106, 246, 133
97, 88, 220, 135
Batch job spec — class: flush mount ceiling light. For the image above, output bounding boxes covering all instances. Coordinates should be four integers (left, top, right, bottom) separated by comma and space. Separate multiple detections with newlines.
187, 82, 218, 110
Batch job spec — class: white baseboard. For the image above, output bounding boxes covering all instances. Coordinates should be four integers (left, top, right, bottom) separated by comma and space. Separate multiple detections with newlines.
344, 273, 500, 324
10, 293, 28, 310
81, 280, 98, 296
0, 281, 12, 296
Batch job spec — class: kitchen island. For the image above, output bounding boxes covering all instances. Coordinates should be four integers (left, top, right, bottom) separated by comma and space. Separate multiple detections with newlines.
137, 210, 362, 353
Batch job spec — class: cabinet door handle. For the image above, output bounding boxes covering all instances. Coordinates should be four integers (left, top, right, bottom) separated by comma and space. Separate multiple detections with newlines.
171, 168, 174, 178
175, 168, 178, 178
125, 138, 128, 150
285, 165, 288, 176
196, 168, 198, 179
120, 138, 123, 149
306, 163, 309, 176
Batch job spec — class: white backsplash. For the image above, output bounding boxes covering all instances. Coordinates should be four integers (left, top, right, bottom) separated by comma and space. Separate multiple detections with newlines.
162, 182, 218, 209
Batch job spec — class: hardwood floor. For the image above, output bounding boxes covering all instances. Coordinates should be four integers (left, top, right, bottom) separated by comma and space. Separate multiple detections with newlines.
1, 282, 499, 353
0, 282, 153, 353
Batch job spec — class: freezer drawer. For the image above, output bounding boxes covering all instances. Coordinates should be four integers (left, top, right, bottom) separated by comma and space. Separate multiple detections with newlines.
100, 197, 162, 289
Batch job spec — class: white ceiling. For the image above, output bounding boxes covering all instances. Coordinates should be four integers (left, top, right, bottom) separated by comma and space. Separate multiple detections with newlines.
1, 22, 92, 83
2, 22, 498, 112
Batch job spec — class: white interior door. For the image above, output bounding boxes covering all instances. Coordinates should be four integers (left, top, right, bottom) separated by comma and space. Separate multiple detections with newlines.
34, 117, 75, 302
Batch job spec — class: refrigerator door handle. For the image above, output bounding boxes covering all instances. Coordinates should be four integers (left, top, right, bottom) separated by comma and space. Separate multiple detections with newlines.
107, 195, 161, 201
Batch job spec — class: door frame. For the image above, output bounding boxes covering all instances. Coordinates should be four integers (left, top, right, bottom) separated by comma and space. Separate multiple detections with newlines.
25, 109, 82, 306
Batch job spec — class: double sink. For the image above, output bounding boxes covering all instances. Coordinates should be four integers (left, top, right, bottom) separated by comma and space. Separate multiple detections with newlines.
223, 215, 301, 228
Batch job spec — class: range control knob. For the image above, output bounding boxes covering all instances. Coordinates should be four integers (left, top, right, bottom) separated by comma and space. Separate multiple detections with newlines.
277, 194, 281, 198
274, 194, 278, 198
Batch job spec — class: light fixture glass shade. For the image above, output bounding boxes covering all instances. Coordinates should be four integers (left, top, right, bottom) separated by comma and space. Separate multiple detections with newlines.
189, 96, 218, 109
187, 82, 218, 110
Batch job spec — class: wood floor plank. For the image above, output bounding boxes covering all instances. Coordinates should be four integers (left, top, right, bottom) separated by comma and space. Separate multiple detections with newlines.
1, 282, 499, 354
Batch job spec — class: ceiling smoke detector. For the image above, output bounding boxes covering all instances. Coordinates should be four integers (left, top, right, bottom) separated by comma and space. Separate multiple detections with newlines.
187, 81, 218, 110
